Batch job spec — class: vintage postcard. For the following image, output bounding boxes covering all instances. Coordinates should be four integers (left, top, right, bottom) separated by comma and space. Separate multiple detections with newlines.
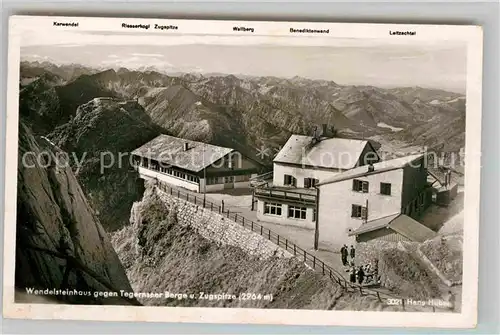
3, 15, 483, 328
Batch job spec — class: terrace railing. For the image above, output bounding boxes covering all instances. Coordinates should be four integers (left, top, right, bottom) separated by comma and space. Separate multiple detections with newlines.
254, 187, 317, 205
154, 180, 454, 312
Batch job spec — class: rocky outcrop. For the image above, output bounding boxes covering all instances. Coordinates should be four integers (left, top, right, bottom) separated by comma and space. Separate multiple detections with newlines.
356, 241, 443, 301
418, 235, 463, 286
48, 98, 162, 231
15, 121, 137, 305
19, 74, 64, 135
377, 247, 441, 300
111, 181, 397, 311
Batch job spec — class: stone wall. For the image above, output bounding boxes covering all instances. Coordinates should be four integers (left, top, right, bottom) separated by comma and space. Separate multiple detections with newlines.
154, 186, 293, 260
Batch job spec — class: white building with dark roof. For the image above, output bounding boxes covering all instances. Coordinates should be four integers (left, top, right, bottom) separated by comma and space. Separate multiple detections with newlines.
254, 133, 380, 229
315, 154, 434, 249
273, 134, 380, 188
132, 134, 261, 192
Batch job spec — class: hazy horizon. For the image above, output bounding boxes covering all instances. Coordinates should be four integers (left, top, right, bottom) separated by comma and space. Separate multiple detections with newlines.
21, 40, 467, 94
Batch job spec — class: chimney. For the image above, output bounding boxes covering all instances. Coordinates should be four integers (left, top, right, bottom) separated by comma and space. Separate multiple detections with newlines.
183, 142, 189, 151
368, 164, 374, 172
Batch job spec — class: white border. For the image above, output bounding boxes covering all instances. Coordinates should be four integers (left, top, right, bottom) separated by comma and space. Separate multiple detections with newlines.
3, 15, 483, 328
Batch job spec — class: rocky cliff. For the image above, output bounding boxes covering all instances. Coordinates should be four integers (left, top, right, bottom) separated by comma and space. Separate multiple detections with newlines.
15, 121, 137, 305
111, 182, 399, 311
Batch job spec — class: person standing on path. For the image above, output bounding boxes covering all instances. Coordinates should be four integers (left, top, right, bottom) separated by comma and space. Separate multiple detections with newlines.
349, 267, 357, 284
341, 244, 348, 266
350, 245, 356, 260
357, 266, 365, 285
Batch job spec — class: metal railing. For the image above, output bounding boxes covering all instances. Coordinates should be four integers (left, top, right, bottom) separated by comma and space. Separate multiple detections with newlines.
154, 182, 400, 304
254, 187, 317, 205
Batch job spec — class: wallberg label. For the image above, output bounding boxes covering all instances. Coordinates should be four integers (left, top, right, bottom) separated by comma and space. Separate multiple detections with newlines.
233, 27, 255, 33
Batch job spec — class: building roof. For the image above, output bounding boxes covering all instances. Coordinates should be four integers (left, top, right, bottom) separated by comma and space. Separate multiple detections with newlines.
317, 153, 425, 186
349, 213, 436, 242
131, 134, 234, 173
349, 213, 401, 236
273, 135, 375, 170
388, 215, 436, 242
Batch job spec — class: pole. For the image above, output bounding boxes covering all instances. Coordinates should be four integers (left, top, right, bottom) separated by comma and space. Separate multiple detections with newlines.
364, 199, 369, 223
251, 189, 255, 211
314, 186, 320, 250
203, 143, 207, 205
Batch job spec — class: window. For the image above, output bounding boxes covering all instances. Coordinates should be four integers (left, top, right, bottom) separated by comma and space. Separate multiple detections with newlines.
288, 206, 307, 220
312, 209, 316, 222
264, 203, 282, 216
380, 182, 392, 195
173, 171, 186, 179
351, 204, 368, 220
353, 179, 369, 193
206, 177, 222, 185
224, 176, 234, 183
187, 175, 199, 183
304, 178, 319, 188
284, 174, 297, 187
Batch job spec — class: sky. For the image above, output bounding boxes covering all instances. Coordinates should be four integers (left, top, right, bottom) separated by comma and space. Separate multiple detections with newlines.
20, 30, 467, 93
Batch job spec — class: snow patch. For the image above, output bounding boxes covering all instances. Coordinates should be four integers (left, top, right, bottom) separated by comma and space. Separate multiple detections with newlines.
377, 122, 404, 132
195, 101, 203, 106
445, 97, 465, 104
429, 99, 441, 105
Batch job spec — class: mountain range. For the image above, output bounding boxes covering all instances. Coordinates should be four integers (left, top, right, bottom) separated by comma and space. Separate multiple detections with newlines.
19, 60, 466, 230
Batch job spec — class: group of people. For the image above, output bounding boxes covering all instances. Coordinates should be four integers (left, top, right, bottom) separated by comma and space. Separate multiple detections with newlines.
340, 244, 380, 286
340, 244, 355, 266
348, 262, 379, 285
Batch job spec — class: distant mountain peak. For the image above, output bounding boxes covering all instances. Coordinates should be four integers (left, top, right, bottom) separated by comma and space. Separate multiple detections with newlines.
117, 67, 130, 74
225, 74, 239, 81
98, 68, 117, 76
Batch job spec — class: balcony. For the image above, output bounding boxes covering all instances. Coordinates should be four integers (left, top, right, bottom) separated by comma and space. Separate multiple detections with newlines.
254, 186, 317, 206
